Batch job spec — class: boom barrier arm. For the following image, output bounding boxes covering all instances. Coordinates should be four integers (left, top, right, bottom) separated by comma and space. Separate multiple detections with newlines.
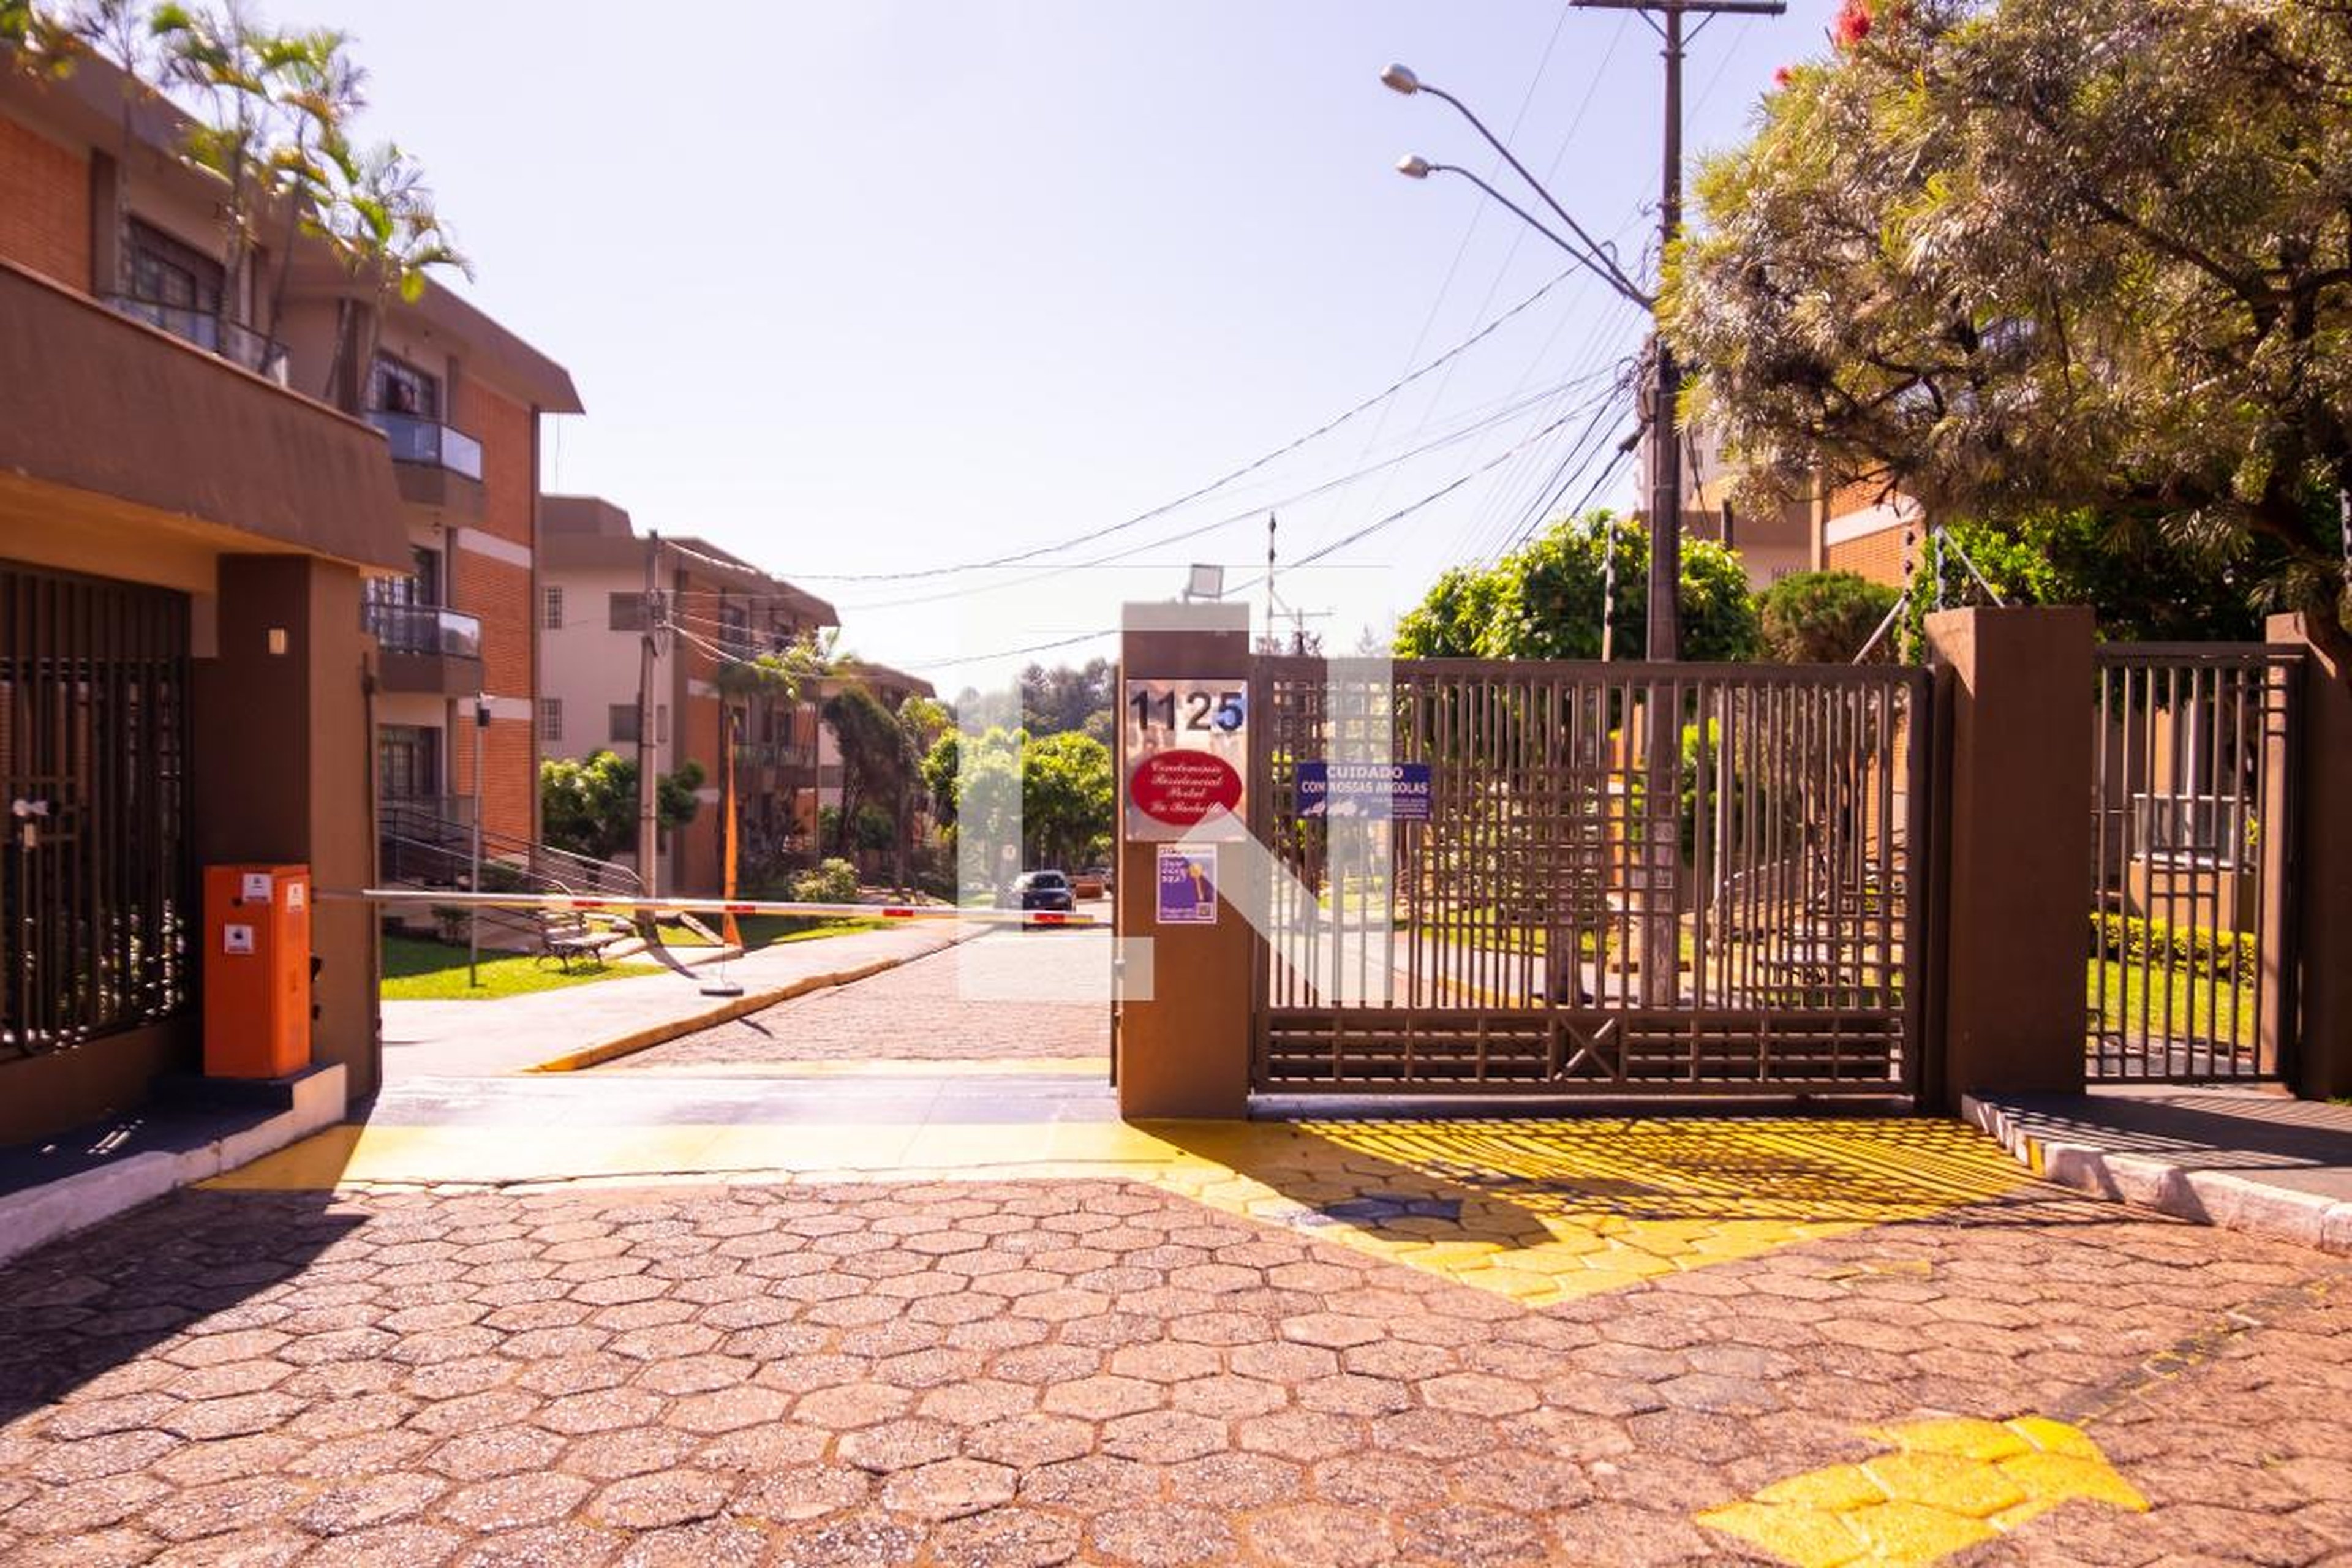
325, 888, 1099, 928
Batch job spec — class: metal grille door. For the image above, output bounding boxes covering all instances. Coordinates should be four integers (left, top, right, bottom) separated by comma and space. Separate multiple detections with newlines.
1, 562, 193, 1057
2087, 646, 2297, 1082
1251, 658, 1929, 1096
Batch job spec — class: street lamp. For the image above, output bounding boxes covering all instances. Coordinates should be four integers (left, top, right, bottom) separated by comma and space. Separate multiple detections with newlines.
1384, 61, 1689, 1003
1384, 61, 1674, 660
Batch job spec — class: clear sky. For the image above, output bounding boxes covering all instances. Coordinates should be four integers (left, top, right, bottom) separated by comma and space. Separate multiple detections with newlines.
314, 0, 1841, 693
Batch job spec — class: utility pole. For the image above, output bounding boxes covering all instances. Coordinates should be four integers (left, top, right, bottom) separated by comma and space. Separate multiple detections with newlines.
636, 532, 663, 898
1572, 0, 1783, 658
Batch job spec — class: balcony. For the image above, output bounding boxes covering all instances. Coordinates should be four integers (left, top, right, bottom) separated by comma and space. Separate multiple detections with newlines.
368, 410, 486, 514
104, 293, 290, 382
365, 603, 486, 696
732, 741, 818, 775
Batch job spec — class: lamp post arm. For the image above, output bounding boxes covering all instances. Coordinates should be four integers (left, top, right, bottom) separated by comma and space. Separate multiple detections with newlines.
1420, 83, 1653, 309
1428, 164, 1648, 311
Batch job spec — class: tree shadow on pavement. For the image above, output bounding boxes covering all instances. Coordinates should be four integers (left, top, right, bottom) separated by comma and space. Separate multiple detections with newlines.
0, 1187, 366, 1428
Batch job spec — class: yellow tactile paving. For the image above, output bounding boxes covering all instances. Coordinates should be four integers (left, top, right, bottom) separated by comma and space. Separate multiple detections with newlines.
211, 1114, 2027, 1309
1697, 1415, 2150, 1567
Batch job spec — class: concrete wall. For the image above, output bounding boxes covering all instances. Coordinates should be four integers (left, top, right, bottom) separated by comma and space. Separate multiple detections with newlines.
1924, 606, 2095, 1106
2269, 614, 2352, 1098
192, 556, 383, 1104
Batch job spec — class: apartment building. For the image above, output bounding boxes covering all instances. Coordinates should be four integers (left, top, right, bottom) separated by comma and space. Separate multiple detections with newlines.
0, 55, 576, 1140
540, 500, 837, 895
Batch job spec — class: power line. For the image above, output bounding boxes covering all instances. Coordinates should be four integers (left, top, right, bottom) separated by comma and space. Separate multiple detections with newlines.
786, 265, 1590, 586
827, 371, 1625, 615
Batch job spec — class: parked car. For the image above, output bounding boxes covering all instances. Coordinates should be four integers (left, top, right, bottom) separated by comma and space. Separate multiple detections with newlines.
1003, 870, 1076, 920
1071, 868, 1108, 899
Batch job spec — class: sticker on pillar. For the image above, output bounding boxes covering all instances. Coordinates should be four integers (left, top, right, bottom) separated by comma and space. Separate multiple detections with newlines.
284, 881, 306, 911
1125, 678, 1248, 842
223, 924, 256, 956
240, 872, 274, 903
1156, 845, 1218, 925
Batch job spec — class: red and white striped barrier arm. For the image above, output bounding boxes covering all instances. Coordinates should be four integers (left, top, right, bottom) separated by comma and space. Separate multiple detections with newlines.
328, 888, 1099, 927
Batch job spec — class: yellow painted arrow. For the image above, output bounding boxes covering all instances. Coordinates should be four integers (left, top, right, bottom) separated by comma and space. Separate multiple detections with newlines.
1698, 1415, 2148, 1567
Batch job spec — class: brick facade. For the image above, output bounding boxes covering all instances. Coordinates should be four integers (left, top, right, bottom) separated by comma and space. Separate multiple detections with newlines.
1827, 524, 1908, 587
0, 116, 89, 287
446, 714, 537, 844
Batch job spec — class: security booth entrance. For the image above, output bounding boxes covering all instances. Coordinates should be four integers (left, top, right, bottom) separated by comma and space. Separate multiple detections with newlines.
1248, 657, 1929, 1099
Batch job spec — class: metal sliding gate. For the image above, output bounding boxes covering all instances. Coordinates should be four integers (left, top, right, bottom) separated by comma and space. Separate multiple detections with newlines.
1251, 657, 1929, 1097
2087, 645, 2299, 1082
1, 562, 194, 1058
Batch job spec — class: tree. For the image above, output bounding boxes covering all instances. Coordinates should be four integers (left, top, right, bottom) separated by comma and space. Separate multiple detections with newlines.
1669, 0, 2352, 671
1019, 658, 1114, 742
1, 1, 78, 70
540, 751, 703, 863
1395, 511, 1760, 662
821, 682, 914, 865
1020, 731, 1114, 870
1756, 570, 1899, 663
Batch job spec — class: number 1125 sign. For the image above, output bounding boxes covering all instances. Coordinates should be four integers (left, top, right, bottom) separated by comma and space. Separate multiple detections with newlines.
1128, 684, 1245, 735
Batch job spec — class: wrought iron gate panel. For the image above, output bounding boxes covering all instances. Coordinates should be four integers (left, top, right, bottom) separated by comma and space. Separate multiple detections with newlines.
1251, 657, 1928, 1095
2087, 645, 2297, 1082
1, 562, 193, 1058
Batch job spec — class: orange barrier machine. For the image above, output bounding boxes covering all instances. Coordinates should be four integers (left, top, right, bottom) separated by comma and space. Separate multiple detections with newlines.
202, 863, 312, 1079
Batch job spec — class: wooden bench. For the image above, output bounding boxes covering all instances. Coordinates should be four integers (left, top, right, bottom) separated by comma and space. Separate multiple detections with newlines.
535, 912, 633, 972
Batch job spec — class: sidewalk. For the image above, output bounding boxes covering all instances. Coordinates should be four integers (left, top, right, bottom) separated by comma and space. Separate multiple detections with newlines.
1967, 1084, 2352, 1255
381, 919, 979, 1079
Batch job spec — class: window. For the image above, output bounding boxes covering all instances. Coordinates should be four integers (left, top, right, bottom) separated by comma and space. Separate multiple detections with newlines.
540, 698, 563, 743
720, 604, 750, 659
543, 585, 564, 630
609, 704, 641, 744
124, 219, 223, 317
369, 353, 441, 419
609, 592, 647, 631
378, 725, 442, 800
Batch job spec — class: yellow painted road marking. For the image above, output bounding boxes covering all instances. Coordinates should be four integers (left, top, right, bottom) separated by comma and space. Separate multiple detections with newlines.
210, 1115, 2025, 1308
1698, 1415, 2148, 1567
606, 1057, 1111, 1077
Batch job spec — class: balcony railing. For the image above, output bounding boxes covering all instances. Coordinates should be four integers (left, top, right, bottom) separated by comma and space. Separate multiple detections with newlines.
733, 741, 818, 771
364, 602, 483, 659
368, 410, 485, 481
105, 293, 289, 382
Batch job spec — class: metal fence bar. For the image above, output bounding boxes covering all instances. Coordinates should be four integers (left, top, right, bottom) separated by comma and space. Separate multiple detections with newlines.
2085, 645, 2299, 1083
2, 562, 192, 1060
1253, 657, 1924, 1095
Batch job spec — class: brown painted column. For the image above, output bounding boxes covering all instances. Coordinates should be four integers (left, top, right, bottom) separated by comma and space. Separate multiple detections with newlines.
1115, 604, 1254, 1120
192, 555, 382, 1102
1924, 606, 2094, 1106
2267, 614, 2352, 1098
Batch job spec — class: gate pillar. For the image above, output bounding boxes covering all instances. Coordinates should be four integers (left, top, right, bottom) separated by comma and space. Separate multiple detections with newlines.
1114, 604, 1254, 1120
2266, 614, 2351, 1098
1925, 606, 2094, 1106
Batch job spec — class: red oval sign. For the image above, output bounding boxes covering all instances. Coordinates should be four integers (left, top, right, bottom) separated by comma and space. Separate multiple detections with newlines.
1129, 750, 1244, 827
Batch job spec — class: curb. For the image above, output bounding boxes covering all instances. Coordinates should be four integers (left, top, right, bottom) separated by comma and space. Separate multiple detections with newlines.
1964, 1094, 2352, 1257
0, 1064, 349, 1269
523, 928, 979, 1074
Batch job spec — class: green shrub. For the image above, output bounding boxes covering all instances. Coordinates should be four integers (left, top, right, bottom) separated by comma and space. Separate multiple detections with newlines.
2090, 913, 2256, 986
791, 858, 860, 906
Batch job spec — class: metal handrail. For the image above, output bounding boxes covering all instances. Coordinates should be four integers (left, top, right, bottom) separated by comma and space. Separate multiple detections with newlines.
367, 410, 486, 481
364, 602, 483, 658
104, 293, 288, 380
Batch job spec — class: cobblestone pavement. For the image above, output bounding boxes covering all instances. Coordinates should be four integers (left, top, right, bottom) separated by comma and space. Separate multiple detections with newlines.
616, 929, 1110, 1070
2, 1164, 2348, 1567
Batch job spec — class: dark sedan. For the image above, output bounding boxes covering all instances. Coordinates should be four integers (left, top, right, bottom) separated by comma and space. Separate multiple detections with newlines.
1004, 870, 1076, 921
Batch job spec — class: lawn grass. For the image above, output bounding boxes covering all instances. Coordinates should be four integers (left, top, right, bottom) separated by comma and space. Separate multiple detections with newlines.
2086, 957, 2251, 1048
654, 914, 886, 950
381, 934, 657, 1001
